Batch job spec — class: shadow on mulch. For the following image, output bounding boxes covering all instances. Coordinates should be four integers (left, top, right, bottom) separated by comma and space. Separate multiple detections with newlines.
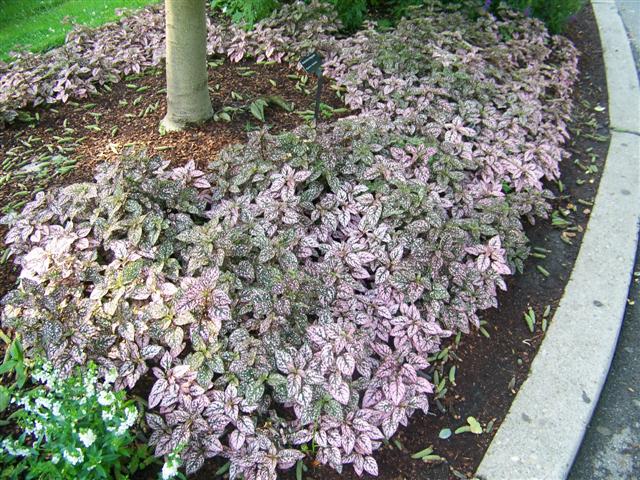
0, 3, 611, 480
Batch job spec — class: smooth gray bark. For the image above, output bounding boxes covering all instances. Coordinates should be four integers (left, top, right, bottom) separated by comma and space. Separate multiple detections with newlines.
161, 0, 213, 132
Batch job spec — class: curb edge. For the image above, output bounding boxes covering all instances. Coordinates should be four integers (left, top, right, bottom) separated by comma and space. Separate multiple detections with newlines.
475, 2, 640, 479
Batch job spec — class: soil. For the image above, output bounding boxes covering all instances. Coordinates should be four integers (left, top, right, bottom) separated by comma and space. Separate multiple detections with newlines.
0, 4, 611, 480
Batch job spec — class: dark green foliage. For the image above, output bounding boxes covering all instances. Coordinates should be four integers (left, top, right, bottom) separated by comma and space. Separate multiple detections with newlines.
210, 0, 280, 27
500, 0, 587, 33
210, 0, 584, 33
330, 0, 425, 31
441, 0, 587, 33
348, 0, 583, 34
211, 0, 424, 31
329, 0, 368, 31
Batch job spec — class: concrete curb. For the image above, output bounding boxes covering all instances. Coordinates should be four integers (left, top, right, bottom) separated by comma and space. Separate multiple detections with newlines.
475, 2, 640, 479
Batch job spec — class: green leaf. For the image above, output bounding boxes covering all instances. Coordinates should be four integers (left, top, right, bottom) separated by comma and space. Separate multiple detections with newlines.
14, 363, 26, 388
0, 386, 10, 412
166, 327, 184, 351
217, 111, 232, 122
296, 460, 304, 480
215, 462, 230, 476
267, 95, 294, 112
524, 307, 536, 333
411, 446, 434, 459
438, 428, 452, 440
128, 224, 143, 245
122, 259, 144, 284
245, 381, 265, 404
454, 425, 471, 434
468, 416, 483, 434
258, 246, 275, 263
421, 454, 444, 463
9, 339, 23, 361
0, 359, 16, 375
267, 373, 286, 387
249, 99, 267, 122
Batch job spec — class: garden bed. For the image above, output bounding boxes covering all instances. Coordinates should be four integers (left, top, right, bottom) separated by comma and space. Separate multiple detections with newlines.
276, 6, 610, 479
0, 59, 344, 294
0, 2, 610, 479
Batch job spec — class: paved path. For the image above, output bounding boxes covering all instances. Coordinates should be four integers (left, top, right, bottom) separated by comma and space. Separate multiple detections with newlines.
569, 3, 640, 479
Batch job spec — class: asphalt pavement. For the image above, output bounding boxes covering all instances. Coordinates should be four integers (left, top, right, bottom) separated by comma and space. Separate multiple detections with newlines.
568, 247, 640, 479
616, 0, 640, 68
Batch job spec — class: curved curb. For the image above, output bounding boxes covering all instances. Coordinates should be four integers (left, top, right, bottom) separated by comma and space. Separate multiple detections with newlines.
475, 2, 640, 479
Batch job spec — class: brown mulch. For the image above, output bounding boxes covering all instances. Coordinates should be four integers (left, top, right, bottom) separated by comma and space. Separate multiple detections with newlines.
0, 4, 611, 480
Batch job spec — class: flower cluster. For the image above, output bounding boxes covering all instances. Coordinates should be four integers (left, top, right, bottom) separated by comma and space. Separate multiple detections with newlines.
0, 0, 579, 478
0, 362, 154, 478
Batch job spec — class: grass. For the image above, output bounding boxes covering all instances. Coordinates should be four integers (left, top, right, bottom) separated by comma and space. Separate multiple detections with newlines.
0, 0, 160, 62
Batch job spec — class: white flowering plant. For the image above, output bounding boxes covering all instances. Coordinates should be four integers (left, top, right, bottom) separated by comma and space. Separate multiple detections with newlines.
0, 361, 157, 479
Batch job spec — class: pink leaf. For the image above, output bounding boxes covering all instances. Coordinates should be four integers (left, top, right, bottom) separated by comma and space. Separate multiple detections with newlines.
148, 378, 168, 409
363, 456, 378, 476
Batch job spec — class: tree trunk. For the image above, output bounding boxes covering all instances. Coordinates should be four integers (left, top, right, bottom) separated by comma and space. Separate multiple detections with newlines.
161, 0, 213, 132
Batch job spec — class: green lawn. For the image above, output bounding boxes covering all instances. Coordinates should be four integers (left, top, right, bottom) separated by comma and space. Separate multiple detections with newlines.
0, 0, 160, 62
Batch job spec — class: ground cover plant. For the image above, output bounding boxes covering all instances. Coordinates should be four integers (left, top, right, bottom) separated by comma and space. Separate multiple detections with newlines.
0, 0, 160, 62
0, 1, 579, 478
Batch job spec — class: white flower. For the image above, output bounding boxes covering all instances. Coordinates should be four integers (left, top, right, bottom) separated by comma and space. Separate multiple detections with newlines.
78, 429, 96, 447
16, 397, 34, 413
33, 421, 44, 436
51, 402, 62, 417
124, 406, 138, 427
161, 455, 181, 479
83, 372, 97, 396
115, 405, 138, 436
84, 383, 96, 398
85, 370, 97, 383
97, 390, 115, 406
104, 368, 118, 385
51, 453, 61, 464
35, 397, 52, 410
2, 439, 32, 457
63, 447, 84, 465
31, 363, 57, 388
